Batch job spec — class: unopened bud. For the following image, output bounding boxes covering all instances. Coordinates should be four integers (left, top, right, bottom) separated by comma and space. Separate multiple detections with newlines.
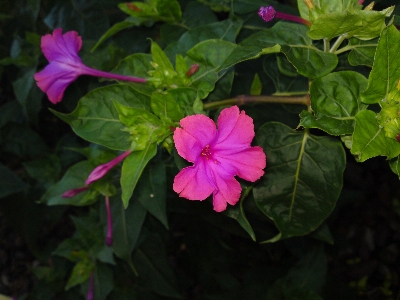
186, 64, 199, 77
396, 134, 400, 143
126, 3, 141, 12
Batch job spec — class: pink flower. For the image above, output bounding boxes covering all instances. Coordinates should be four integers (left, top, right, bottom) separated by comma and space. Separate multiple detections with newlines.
85, 150, 131, 185
34, 28, 146, 104
173, 106, 266, 212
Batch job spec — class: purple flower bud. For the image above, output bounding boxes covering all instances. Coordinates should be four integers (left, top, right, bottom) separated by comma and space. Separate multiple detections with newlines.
258, 6, 276, 22
258, 6, 311, 26
85, 150, 131, 185
62, 186, 89, 198
87, 272, 94, 300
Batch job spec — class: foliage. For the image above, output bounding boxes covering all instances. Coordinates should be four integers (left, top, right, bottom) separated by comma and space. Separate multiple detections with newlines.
1, 0, 400, 299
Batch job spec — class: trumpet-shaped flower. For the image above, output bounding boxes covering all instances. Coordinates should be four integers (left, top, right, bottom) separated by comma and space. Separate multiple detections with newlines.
34, 28, 146, 104
173, 106, 266, 212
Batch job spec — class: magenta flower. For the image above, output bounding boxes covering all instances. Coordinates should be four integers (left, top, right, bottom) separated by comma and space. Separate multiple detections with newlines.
85, 150, 131, 185
258, 6, 311, 26
173, 106, 266, 212
34, 28, 147, 104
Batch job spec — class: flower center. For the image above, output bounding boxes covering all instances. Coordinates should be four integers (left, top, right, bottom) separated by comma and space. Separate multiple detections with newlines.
201, 145, 212, 159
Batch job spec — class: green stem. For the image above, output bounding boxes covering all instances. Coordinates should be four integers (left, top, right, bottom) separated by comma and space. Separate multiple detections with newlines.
329, 34, 347, 53
323, 38, 330, 52
203, 94, 310, 110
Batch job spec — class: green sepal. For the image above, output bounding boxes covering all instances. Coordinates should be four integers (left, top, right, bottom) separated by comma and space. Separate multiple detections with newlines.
150, 91, 183, 122
113, 101, 170, 151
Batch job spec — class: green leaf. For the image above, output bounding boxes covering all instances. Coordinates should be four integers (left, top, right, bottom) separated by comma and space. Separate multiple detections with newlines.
308, 7, 393, 41
65, 257, 94, 290
221, 22, 338, 79
120, 143, 157, 208
133, 235, 182, 298
165, 18, 242, 60
351, 110, 400, 161
347, 37, 377, 67
254, 123, 346, 241
263, 56, 309, 94
112, 197, 147, 267
361, 25, 400, 104
166, 87, 199, 116
119, 0, 181, 24
136, 161, 168, 229
151, 91, 183, 122
91, 263, 114, 300
186, 39, 236, 99
250, 73, 262, 95
41, 161, 97, 206
0, 163, 28, 198
299, 71, 368, 135
52, 84, 150, 151
390, 156, 400, 179
151, 40, 174, 71
298, 0, 360, 22
91, 18, 140, 52
224, 187, 256, 241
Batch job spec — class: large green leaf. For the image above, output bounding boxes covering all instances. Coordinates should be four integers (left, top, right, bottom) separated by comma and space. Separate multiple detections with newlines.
347, 37, 377, 67
300, 71, 368, 135
308, 7, 393, 41
120, 143, 157, 208
220, 22, 338, 79
0, 163, 28, 198
298, 0, 359, 21
186, 39, 236, 99
165, 18, 242, 60
254, 123, 346, 241
361, 25, 400, 104
136, 161, 168, 229
351, 110, 400, 161
133, 235, 182, 298
118, 0, 181, 24
41, 161, 97, 206
52, 84, 150, 151
112, 197, 147, 269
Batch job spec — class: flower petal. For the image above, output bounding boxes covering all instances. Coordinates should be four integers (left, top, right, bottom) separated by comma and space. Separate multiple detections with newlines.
180, 114, 217, 147
173, 127, 202, 163
209, 166, 242, 212
41, 28, 82, 63
173, 161, 215, 200
34, 62, 80, 104
214, 106, 255, 150
215, 146, 266, 182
